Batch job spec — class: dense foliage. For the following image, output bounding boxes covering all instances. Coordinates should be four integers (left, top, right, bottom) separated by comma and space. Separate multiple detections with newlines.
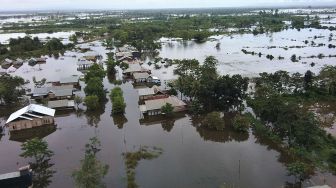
248, 67, 336, 173
72, 137, 109, 188
110, 87, 126, 114
173, 56, 249, 112
0, 74, 25, 105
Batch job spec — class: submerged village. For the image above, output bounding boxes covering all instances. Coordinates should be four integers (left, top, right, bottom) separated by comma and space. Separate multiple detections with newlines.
0, 6, 336, 188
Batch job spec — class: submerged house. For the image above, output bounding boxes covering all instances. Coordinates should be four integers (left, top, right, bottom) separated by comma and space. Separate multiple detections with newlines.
48, 99, 75, 109
1, 58, 13, 68
5, 104, 56, 132
0, 166, 32, 188
77, 58, 95, 70
13, 58, 24, 67
123, 63, 150, 76
133, 72, 150, 83
52, 75, 80, 88
32, 85, 74, 100
139, 96, 187, 116
137, 85, 165, 100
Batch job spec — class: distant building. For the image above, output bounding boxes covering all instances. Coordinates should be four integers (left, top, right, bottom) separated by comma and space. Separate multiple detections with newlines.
32, 85, 74, 100
5, 104, 56, 132
139, 96, 187, 116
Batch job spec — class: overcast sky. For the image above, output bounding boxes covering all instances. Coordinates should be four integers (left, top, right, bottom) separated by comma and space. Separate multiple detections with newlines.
0, 0, 335, 11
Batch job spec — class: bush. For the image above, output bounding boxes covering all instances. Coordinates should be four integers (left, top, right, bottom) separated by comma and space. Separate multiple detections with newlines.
161, 103, 174, 115
201, 112, 224, 131
110, 87, 126, 114
232, 114, 250, 133
85, 95, 100, 111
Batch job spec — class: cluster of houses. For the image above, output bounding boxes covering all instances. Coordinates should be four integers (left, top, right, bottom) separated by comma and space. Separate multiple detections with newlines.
77, 51, 103, 71
0, 57, 47, 74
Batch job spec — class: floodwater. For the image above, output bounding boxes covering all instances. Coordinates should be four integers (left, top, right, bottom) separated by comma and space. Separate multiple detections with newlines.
0, 29, 336, 188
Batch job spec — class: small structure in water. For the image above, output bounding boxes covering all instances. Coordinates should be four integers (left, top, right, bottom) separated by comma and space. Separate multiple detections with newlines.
139, 96, 187, 116
123, 63, 150, 76
5, 104, 56, 132
1, 58, 13, 69
137, 85, 166, 101
0, 165, 32, 188
48, 99, 75, 109
52, 75, 81, 89
32, 85, 74, 100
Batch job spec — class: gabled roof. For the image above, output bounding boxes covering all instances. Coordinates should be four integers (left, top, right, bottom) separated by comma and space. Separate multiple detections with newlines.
123, 63, 148, 74
60, 75, 79, 84
48, 100, 75, 108
138, 87, 155, 96
133, 72, 150, 80
33, 86, 73, 97
143, 96, 186, 111
6, 104, 55, 124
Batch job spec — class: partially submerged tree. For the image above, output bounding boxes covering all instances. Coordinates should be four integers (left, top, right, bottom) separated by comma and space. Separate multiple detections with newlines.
161, 103, 174, 115
84, 95, 100, 111
201, 112, 225, 131
0, 74, 25, 105
72, 137, 109, 188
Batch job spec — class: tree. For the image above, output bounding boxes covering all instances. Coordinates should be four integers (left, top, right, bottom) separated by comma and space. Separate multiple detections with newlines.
232, 114, 250, 133
84, 77, 106, 101
110, 87, 126, 114
0, 74, 25, 105
287, 162, 309, 184
161, 103, 174, 115
44, 38, 65, 52
84, 95, 100, 111
74, 96, 83, 109
20, 138, 53, 163
201, 112, 225, 131
69, 34, 78, 44
32, 76, 47, 87
72, 137, 109, 188
20, 138, 54, 188
84, 64, 106, 83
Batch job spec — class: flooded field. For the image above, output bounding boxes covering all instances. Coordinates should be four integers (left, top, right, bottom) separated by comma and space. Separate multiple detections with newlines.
0, 28, 336, 188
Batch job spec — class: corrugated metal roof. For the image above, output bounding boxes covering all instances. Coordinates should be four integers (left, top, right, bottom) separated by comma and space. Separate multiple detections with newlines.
123, 63, 147, 73
48, 100, 75, 108
60, 75, 79, 84
6, 104, 55, 124
133, 72, 150, 80
33, 86, 73, 97
138, 87, 155, 96
144, 96, 186, 111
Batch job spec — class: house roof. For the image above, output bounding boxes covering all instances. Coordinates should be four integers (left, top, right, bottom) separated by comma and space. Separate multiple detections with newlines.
143, 96, 186, 111
48, 100, 75, 108
60, 75, 79, 84
137, 85, 162, 96
33, 86, 73, 97
6, 104, 55, 124
138, 87, 155, 96
133, 72, 150, 80
123, 63, 147, 74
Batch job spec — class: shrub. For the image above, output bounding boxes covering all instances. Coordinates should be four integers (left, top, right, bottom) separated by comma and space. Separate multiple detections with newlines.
161, 103, 174, 115
201, 112, 224, 131
85, 95, 100, 111
232, 114, 250, 133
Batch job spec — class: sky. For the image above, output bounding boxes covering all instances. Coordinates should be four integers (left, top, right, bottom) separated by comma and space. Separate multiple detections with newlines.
0, 0, 335, 11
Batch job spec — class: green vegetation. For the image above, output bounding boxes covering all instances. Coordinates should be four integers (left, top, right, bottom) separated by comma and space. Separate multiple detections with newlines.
123, 146, 162, 188
172, 56, 249, 112
84, 95, 100, 111
247, 67, 336, 174
84, 64, 106, 102
72, 137, 109, 188
201, 112, 225, 131
232, 114, 250, 133
0, 74, 25, 105
0, 36, 72, 61
20, 138, 55, 188
110, 87, 126, 114
161, 103, 174, 115
74, 96, 83, 109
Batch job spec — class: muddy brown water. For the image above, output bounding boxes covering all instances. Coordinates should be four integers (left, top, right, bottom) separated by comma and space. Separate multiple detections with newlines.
0, 35, 335, 187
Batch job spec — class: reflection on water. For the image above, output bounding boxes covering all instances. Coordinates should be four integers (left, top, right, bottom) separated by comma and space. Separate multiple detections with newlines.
0, 39, 335, 187
30, 157, 55, 188
9, 125, 57, 143
112, 115, 128, 129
